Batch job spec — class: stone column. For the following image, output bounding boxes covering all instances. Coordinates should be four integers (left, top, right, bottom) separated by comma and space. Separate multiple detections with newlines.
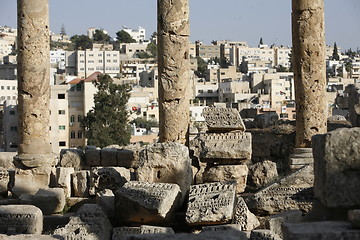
16, 0, 54, 167
158, 0, 190, 144
292, 0, 327, 148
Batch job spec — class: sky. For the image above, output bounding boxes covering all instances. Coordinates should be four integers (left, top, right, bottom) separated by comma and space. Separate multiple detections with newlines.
1, 0, 359, 51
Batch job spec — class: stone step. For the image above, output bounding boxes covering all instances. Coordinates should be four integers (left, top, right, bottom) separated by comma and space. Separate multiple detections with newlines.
289, 157, 314, 165
293, 148, 313, 154
289, 164, 312, 170
290, 153, 313, 159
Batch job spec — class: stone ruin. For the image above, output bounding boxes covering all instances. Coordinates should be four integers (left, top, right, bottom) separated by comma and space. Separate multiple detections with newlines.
3, 0, 360, 239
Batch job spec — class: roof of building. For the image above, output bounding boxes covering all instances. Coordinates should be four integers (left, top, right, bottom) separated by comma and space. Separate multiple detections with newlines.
67, 72, 102, 84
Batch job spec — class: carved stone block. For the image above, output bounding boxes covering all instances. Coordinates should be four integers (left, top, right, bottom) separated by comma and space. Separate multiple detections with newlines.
186, 181, 237, 226
101, 148, 118, 166
33, 188, 66, 215
250, 165, 314, 215
0, 169, 12, 196
56, 167, 74, 198
96, 189, 115, 218
115, 182, 181, 224
85, 147, 101, 167
117, 144, 144, 168
233, 197, 260, 231
72, 170, 90, 197
0, 205, 43, 234
59, 149, 85, 171
89, 167, 130, 195
112, 226, 174, 240
53, 204, 112, 240
202, 107, 245, 131
250, 229, 282, 240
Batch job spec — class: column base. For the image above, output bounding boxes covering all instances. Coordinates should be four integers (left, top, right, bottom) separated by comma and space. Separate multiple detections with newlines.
14, 153, 58, 168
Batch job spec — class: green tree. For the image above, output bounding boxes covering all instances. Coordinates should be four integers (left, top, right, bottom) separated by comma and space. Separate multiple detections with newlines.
116, 30, 136, 43
259, 37, 263, 45
332, 42, 340, 61
130, 117, 158, 132
195, 56, 207, 78
146, 41, 157, 58
276, 65, 288, 72
70, 35, 92, 50
60, 24, 66, 36
93, 29, 111, 43
82, 74, 132, 148
345, 60, 353, 73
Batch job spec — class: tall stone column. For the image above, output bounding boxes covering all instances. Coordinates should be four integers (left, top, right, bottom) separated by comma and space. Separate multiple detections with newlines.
158, 0, 190, 144
292, 0, 327, 148
16, 0, 54, 167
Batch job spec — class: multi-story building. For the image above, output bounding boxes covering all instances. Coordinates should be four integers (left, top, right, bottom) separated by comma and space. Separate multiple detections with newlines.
196, 42, 221, 61
116, 42, 149, 58
122, 26, 146, 43
0, 79, 17, 104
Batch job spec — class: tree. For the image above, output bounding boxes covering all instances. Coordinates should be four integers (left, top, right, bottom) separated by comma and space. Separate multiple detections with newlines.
82, 74, 132, 148
276, 65, 288, 72
70, 35, 92, 50
60, 24, 66, 36
259, 37, 263, 45
332, 42, 340, 61
195, 56, 207, 78
130, 117, 158, 132
146, 41, 157, 58
116, 30, 136, 43
93, 29, 111, 43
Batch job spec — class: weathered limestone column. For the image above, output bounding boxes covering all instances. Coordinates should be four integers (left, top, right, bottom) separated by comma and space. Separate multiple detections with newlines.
292, 0, 327, 148
16, 0, 54, 167
158, 0, 190, 144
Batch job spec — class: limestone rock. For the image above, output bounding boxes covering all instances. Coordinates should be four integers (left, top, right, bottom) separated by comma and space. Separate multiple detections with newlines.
115, 182, 181, 224
0, 235, 59, 239
56, 167, 74, 198
313, 127, 360, 208
202, 107, 246, 131
123, 231, 246, 240
254, 113, 279, 129
72, 170, 90, 197
265, 210, 303, 238
101, 148, 118, 166
0, 152, 16, 169
186, 181, 237, 226
33, 188, 66, 215
0, 205, 43, 234
203, 165, 248, 193
59, 149, 85, 171
202, 224, 241, 232
112, 226, 174, 240
85, 147, 101, 166
0, 169, 13, 196
11, 167, 51, 197
250, 165, 314, 214
282, 221, 360, 240
53, 204, 112, 240
96, 189, 115, 218
250, 229, 282, 240
136, 142, 192, 203
249, 161, 278, 188
234, 197, 260, 231
191, 132, 252, 164
117, 144, 144, 168
89, 167, 130, 195
348, 209, 360, 229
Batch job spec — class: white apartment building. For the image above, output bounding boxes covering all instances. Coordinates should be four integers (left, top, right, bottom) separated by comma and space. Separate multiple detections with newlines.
0, 79, 17, 104
76, 50, 120, 78
123, 27, 146, 43
0, 39, 13, 63
219, 80, 253, 105
50, 50, 66, 69
118, 42, 149, 58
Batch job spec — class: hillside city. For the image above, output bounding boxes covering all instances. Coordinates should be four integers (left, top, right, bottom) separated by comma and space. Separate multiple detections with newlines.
0, 25, 359, 153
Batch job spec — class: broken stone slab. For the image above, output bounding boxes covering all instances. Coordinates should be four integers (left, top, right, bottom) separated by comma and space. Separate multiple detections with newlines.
11, 166, 51, 197
117, 143, 144, 168
33, 188, 66, 215
265, 210, 303, 238
0, 205, 43, 235
250, 229, 282, 240
59, 149, 85, 171
115, 182, 181, 224
0, 235, 59, 239
0, 169, 14, 197
0, 152, 16, 169
85, 147, 101, 167
254, 113, 279, 129
96, 189, 115, 218
348, 209, 360, 229
202, 165, 248, 193
249, 165, 314, 215
101, 147, 118, 166
202, 107, 245, 132
282, 221, 360, 240
233, 197, 260, 231
89, 167, 130, 195
186, 181, 237, 226
136, 142, 192, 203
249, 160, 278, 189
56, 167, 74, 198
112, 226, 174, 240
53, 203, 112, 240
122, 231, 247, 240
313, 127, 360, 208
191, 132, 252, 164
202, 224, 242, 232
72, 170, 90, 197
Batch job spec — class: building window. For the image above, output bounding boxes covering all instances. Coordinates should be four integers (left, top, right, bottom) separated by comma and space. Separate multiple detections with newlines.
58, 110, 65, 115
1, 86, 4, 90
59, 141, 66, 147
12, 86, 15, 90
9, 110, 15, 115
10, 126, 17, 131
78, 131, 83, 139
70, 131, 76, 139
58, 94, 65, 99
59, 125, 65, 130
70, 115, 75, 123
7, 86, 10, 90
